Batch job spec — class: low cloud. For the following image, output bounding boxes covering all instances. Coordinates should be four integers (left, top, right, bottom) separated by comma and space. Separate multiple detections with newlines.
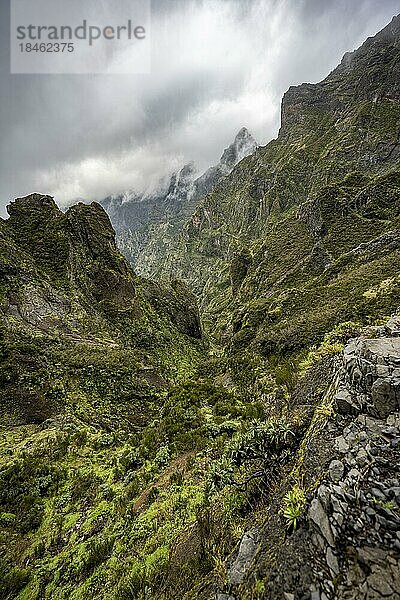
0, 0, 399, 214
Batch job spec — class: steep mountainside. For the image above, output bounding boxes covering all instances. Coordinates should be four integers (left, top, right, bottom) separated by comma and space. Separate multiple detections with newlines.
161, 15, 400, 353
101, 128, 257, 277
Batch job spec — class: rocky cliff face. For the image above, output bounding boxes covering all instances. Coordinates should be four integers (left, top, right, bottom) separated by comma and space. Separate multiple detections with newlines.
101, 128, 257, 277
280, 14, 400, 137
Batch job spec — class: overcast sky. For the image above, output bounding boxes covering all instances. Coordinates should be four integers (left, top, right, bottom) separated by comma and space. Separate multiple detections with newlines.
0, 0, 399, 216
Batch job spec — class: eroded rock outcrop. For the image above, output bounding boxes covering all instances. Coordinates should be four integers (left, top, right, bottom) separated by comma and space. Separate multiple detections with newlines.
0, 194, 204, 426
336, 335, 400, 418
304, 325, 400, 599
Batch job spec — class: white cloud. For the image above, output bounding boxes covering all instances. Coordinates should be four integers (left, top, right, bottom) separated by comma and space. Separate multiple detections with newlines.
0, 0, 399, 213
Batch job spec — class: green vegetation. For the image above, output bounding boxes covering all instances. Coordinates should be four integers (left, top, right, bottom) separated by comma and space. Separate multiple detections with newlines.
282, 485, 306, 531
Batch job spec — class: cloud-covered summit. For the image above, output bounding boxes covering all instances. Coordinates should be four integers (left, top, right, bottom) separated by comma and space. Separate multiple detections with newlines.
0, 0, 399, 216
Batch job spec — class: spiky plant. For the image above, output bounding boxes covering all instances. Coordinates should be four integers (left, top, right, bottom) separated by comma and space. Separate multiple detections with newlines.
282, 485, 306, 531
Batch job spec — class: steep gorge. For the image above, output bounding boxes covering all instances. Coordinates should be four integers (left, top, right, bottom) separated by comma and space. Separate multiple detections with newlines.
101, 127, 257, 279
0, 14, 400, 600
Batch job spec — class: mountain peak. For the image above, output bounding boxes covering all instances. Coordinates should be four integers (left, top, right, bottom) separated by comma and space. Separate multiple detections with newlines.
220, 127, 258, 169
236, 126, 250, 138
375, 12, 400, 40
280, 13, 400, 137
7, 193, 60, 222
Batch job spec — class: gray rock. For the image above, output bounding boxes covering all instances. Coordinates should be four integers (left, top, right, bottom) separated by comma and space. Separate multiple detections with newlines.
386, 414, 400, 428
389, 562, 400, 592
309, 499, 334, 547
347, 468, 361, 482
326, 547, 340, 576
329, 460, 344, 483
386, 315, 400, 337
388, 486, 400, 503
367, 568, 394, 597
358, 415, 383, 434
376, 515, 399, 531
382, 426, 399, 437
377, 364, 391, 377
331, 485, 349, 505
333, 512, 344, 527
335, 387, 359, 414
372, 487, 387, 502
318, 484, 331, 510
311, 532, 326, 552
227, 528, 259, 585
344, 491, 356, 502
335, 436, 349, 453
375, 504, 400, 525
331, 495, 345, 514
371, 377, 400, 418
356, 448, 369, 467
346, 432, 360, 448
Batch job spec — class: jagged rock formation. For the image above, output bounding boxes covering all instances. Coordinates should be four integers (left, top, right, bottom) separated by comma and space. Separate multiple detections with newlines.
336, 321, 400, 418
101, 128, 257, 277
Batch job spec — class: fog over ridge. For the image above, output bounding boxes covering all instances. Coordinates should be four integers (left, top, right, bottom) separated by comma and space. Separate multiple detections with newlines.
0, 0, 399, 216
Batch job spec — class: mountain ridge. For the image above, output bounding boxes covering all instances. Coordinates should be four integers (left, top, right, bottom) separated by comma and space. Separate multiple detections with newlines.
101, 127, 257, 276
156, 13, 400, 354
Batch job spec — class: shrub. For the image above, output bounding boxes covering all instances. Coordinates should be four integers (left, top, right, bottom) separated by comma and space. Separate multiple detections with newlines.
229, 420, 295, 466
0, 512, 16, 526
209, 457, 235, 492
209, 419, 295, 491
0, 562, 30, 598
82, 535, 114, 575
